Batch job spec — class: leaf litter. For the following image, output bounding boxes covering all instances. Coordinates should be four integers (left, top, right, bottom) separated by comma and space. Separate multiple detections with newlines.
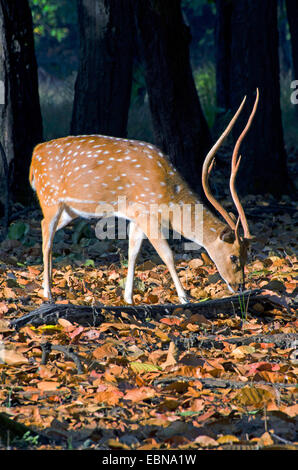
0, 197, 297, 450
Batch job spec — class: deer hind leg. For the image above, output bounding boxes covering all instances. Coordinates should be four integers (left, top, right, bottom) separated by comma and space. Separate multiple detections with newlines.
41, 204, 65, 300
124, 221, 145, 304
49, 209, 76, 280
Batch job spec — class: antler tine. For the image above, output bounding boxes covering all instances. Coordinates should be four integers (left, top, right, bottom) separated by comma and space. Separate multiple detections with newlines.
230, 88, 260, 239
202, 95, 247, 229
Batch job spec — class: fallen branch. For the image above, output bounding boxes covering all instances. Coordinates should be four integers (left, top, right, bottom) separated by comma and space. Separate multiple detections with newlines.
154, 376, 297, 390
40, 341, 84, 374
10, 288, 291, 330
177, 332, 298, 350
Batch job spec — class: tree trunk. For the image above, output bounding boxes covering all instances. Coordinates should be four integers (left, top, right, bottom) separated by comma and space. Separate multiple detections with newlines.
215, 0, 289, 196
134, 0, 211, 196
285, 0, 298, 82
0, 0, 43, 204
71, 0, 134, 138
215, 0, 232, 113
278, 0, 292, 74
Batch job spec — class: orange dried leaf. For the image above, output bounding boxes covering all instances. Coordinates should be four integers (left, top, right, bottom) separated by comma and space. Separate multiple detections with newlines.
161, 341, 178, 369
124, 386, 156, 402
37, 381, 59, 391
160, 316, 182, 326
195, 435, 218, 447
93, 343, 118, 360
94, 389, 123, 406
232, 345, 255, 358
0, 302, 9, 315
190, 398, 205, 412
280, 404, 298, 418
58, 318, 74, 328
38, 365, 56, 379
0, 319, 12, 332
258, 432, 274, 447
0, 348, 29, 366
189, 258, 204, 269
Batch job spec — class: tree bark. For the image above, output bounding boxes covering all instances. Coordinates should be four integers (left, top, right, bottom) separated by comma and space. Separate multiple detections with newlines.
0, 0, 43, 204
215, 0, 289, 196
71, 0, 134, 137
134, 0, 211, 196
285, 0, 298, 82
215, 0, 232, 113
278, 0, 292, 74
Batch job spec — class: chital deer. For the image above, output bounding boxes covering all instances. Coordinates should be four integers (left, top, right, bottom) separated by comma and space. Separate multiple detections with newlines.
30, 90, 259, 304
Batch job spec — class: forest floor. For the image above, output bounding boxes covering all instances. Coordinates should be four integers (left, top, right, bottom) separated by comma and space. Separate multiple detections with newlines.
0, 187, 297, 450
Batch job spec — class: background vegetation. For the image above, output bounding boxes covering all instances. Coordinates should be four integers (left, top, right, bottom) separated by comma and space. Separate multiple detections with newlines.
29, 0, 297, 152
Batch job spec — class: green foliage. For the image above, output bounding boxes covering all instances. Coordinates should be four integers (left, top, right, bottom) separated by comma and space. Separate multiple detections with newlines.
182, 0, 216, 16
131, 65, 147, 105
182, 0, 216, 67
29, 0, 77, 44
72, 220, 93, 245
128, 64, 154, 142
39, 73, 75, 140
12, 431, 40, 449
84, 259, 95, 268
194, 63, 217, 128
8, 222, 29, 241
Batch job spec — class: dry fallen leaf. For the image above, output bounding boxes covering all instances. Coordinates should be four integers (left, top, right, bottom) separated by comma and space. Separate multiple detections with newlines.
235, 386, 276, 407
195, 435, 218, 448
256, 431, 274, 447
0, 348, 29, 366
232, 345, 256, 359
217, 435, 240, 444
93, 343, 118, 360
37, 381, 60, 391
0, 302, 9, 315
124, 386, 156, 402
161, 341, 179, 369
0, 200, 296, 450
94, 389, 124, 406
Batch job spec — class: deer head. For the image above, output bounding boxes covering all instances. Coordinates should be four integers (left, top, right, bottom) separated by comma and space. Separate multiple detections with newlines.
201, 89, 259, 292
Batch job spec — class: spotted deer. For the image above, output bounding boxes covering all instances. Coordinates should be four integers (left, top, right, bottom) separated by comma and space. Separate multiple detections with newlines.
30, 90, 259, 304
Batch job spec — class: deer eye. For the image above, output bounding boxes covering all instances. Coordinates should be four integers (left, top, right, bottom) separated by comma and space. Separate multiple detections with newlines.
230, 255, 238, 264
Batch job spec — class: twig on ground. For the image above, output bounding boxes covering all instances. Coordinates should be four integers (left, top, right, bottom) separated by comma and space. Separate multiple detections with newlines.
40, 341, 84, 374
154, 376, 297, 390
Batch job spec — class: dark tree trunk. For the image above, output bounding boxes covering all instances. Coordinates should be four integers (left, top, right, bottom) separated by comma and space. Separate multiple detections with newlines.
285, 0, 298, 81
134, 0, 211, 196
215, 0, 289, 196
71, 0, 134, 137
0, 0, 43, 204
278, 0, 292, 74
215, 0, 232, 113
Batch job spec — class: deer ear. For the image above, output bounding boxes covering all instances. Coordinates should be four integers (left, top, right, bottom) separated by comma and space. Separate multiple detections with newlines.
219, 226, 235, 243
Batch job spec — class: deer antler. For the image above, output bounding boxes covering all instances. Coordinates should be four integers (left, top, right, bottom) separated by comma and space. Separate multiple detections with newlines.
202, 95, 247, 230
229, 88, 259, 239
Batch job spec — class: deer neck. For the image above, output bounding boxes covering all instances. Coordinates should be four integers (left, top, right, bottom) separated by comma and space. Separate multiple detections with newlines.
169, 190, 226, 249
